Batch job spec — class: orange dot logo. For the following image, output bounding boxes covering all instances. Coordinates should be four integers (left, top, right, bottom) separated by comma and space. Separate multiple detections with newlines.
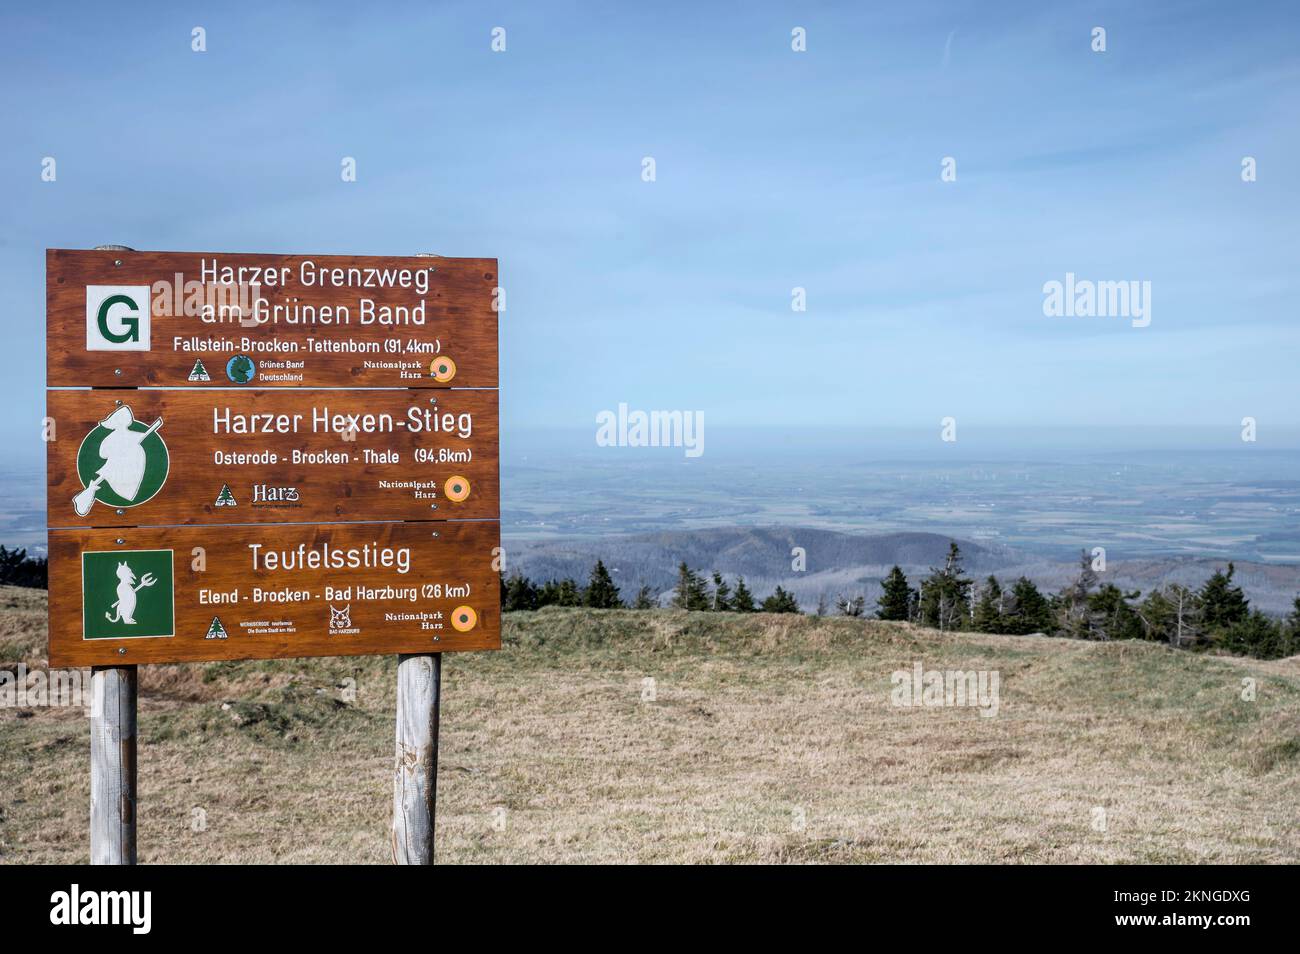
450, 605, 477, 632
443, 475, 471, 503
430, 356, 457, 383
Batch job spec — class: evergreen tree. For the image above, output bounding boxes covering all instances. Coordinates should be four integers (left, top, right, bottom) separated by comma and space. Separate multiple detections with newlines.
556, 578, 582, 607
632, 585, 656, 610
815, 592, 829, 616
972, 576, 1004, 633
876, 566, 912, 621
538, 578, 582, 607
731, 577, 757, 613
1217, 610, 1286, 659
1004, 577, 1053, 635
0, 545, 47, 588
1281, 596, 1300, 658
1086, 583, 1144, 641
761, 586, 801, 614
1206, 595, 1300, 660
918, 542, 972, 630
584, 560, 623, 608
1199, 564, 1249, 630
503, 573, 538, 612
672, 562, 710, 611
711, 572, 732, 611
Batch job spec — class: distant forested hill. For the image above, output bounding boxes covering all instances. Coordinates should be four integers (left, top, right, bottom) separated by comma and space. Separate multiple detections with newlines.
509, 526, 1300, 615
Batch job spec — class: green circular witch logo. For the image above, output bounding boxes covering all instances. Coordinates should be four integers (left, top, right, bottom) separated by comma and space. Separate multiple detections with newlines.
73, 404, 169, 517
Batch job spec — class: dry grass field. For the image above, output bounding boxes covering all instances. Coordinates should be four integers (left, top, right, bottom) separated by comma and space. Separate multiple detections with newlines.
2, 584, 1298, 864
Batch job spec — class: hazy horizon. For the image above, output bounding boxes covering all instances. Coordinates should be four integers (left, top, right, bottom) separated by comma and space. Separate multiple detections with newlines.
8, 436, 1300, 564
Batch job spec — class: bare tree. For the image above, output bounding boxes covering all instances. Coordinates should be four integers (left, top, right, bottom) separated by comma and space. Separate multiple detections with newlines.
836, 594, 866, 617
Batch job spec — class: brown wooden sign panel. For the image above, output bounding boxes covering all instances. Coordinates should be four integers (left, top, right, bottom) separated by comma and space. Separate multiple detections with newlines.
47, 248, 498, 388
48, 520, 501, 667
47, 389, 498, 527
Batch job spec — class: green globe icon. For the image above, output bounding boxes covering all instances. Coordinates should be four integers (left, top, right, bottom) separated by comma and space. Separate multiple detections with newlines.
226, 354, 256, 384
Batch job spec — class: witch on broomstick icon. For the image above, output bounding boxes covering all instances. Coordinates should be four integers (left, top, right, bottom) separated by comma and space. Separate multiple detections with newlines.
73, 405, 165, 516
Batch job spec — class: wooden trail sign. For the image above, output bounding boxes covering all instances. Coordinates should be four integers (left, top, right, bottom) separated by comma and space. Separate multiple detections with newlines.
48, 519, 500, 667
47, 246, 501, 865
47, 249, 498, 389
47, 389, 499, 526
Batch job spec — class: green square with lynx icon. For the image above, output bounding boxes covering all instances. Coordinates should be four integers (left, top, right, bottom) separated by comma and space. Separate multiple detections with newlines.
82, 549, 174, 640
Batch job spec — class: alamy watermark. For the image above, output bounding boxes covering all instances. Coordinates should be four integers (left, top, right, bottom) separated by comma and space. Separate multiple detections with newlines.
1, 665, 96, 713
596, 403, 704, 458
1042, 272, 1151, 328
890, 662, 1000, 717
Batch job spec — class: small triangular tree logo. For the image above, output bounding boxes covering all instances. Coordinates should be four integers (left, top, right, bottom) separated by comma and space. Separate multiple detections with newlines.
188, 359, 211, 382
206, 617, 228, 640
214, 483, 237, 507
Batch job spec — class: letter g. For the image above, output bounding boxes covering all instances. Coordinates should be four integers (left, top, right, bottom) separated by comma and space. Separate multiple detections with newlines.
97, 294, 140, 343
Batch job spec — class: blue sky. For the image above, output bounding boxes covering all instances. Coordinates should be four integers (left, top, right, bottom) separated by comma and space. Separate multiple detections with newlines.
2, 0, 1298, 458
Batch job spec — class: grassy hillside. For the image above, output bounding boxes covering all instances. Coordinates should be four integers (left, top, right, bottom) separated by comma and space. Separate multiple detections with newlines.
2, 584, 1297, 864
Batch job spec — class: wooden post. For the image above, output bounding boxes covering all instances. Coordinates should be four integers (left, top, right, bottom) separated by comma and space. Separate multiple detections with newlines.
392, 653, 441, 864
90, 665, 137, 864
87, 244, 139, 867
392, 249, 447, 866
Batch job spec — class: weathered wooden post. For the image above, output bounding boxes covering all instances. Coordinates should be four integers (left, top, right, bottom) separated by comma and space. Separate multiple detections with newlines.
393, 653, 441, 864
391, 250, 447, 866
87, 244, 139, 867
90, 665, 137, 864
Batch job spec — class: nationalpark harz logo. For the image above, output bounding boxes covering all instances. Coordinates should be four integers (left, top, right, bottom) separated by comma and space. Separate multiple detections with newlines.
86, 285, 151, 351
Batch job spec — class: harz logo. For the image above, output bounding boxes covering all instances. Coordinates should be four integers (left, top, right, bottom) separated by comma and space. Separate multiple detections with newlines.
250, 484, 301, 507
